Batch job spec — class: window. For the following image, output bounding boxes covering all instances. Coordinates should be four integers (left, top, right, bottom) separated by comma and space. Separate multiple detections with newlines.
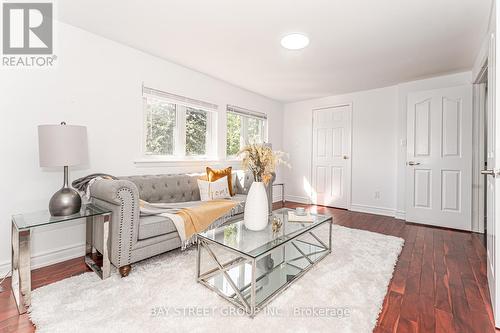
226, 105, 267, 157
143, 86, 217, 158
185, 107, 208, 156
144, 99, 176, 155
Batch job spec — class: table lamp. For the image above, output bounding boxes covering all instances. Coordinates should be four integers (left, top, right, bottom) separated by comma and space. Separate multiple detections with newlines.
38, 122, 89, 216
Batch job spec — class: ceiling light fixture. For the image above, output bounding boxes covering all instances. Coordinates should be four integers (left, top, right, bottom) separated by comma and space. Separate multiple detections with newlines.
280, 33, 309, 50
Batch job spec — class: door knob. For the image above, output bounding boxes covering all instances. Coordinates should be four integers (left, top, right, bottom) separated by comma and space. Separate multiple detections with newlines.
481, 169, 497, 176
407, 161, 421, 166
343, 155, 349, 160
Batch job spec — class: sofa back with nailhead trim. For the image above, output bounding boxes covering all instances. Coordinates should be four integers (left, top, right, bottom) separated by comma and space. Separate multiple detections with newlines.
119, 171, 256, 204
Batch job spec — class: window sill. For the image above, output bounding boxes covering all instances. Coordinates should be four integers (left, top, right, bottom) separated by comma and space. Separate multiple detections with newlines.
134, 158, 246, 167
134, 158, 220, 168
226, 157, 242, 162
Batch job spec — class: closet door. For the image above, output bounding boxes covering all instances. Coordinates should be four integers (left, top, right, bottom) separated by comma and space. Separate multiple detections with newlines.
312, 104, 352, 208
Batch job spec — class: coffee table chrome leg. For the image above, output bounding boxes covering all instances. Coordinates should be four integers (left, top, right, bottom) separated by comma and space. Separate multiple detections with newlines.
11, 221, 31, 314
196, 240, 201, 279
251, 259, 257, 317
291, 241, 314, 265
308, 230, 329, 250
202, 240, 251, 312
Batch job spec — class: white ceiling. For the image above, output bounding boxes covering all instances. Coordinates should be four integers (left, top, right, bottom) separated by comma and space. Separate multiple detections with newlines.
57, 0, 492, 102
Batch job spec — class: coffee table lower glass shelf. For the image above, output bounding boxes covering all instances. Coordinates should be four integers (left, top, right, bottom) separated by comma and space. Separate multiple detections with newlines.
196, 208, 332, 317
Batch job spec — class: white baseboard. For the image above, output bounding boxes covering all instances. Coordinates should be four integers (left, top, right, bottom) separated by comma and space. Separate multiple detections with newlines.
0, 243, 85, 277
280, 197, 399, 220
394, 210, 406, 220
0, 262, 9, 278
350, 204, 399, 218
284, 195, 311, 204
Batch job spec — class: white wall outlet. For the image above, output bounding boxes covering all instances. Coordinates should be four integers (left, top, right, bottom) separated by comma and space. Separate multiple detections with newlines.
374, 191, 381, 200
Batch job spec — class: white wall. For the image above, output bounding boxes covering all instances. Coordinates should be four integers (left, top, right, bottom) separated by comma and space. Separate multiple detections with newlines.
283, 86, 399, 215
283, 71, 472, 218
0, 22, 283, 275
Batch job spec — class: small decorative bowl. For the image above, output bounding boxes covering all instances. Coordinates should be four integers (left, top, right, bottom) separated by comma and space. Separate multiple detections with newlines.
295, 207, 306, 216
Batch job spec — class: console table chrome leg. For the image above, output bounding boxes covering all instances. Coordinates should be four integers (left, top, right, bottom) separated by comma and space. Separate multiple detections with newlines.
282, 184, 285, 207
101, 214, 111, 278
85, 215, 93, 256
272, 183, 286, 208
11, 221, 31, 314
329, 220, 333, 251
84, 213, 111, 279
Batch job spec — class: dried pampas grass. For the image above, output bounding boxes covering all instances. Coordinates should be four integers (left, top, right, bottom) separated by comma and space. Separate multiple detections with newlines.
238, 144, 289, 185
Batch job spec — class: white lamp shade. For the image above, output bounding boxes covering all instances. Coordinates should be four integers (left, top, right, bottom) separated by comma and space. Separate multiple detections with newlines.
38, 124, 89, 167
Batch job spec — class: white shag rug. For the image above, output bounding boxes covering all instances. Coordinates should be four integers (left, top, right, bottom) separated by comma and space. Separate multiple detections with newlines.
30, 225, 403, 333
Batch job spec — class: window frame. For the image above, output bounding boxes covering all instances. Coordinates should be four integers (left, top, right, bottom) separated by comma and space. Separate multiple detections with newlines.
142, 93, 217, 160
226, 105, 268, 159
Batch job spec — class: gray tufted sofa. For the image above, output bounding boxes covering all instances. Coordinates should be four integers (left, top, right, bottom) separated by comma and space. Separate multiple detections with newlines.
90, 171, 273, 277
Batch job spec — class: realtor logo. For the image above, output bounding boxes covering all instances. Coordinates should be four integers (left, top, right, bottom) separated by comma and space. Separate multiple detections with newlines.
3, 2, 53, 54
2, 1, 56, 67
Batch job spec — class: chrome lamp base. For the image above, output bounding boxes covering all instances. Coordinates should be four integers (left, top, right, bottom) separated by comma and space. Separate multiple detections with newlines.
49, 166, 82, 216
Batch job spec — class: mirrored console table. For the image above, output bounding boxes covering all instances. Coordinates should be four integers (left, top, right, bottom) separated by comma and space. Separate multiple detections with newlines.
11, 204, 112, 313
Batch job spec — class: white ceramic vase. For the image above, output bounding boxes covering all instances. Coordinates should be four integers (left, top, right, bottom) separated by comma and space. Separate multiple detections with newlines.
244, 182, 269, 231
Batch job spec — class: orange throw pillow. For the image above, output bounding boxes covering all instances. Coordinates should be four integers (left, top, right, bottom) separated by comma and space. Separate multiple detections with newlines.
206, 166, 234, 196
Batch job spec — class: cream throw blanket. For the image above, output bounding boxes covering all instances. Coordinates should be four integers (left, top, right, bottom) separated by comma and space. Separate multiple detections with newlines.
139, 199, 241, 248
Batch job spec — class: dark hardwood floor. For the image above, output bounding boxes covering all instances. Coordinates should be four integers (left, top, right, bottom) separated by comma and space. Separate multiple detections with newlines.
0, 202, 496, 332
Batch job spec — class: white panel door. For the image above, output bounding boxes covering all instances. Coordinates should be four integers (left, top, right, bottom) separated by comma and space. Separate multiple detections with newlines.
312, 104, 352, 208
485, 30, 499, 327
406, 85, 472, 230
486, 69, 498, 326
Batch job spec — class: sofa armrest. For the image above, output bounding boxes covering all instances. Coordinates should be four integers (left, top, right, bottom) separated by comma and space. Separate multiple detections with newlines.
90, 179, 140, 269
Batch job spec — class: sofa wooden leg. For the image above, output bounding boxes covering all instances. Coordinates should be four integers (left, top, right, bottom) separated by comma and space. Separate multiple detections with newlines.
119, 265, 131, 277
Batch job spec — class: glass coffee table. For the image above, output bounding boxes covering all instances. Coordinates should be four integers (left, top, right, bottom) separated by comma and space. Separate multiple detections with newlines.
197, 208, 332, 317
